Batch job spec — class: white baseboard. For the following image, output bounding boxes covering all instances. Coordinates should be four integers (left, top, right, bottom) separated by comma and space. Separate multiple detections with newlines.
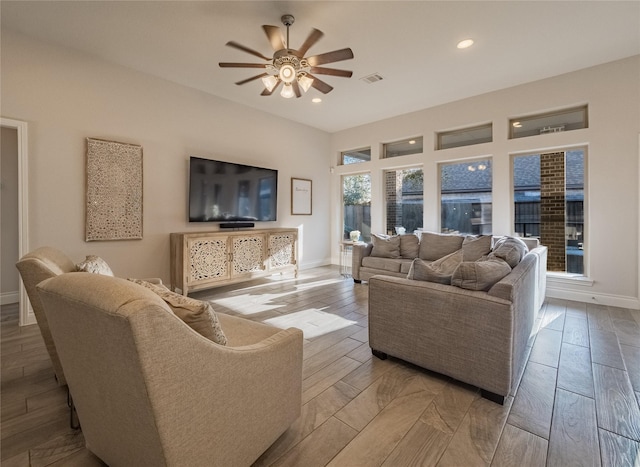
1, 291, 19, 305
546, 286, 640, 310
299, 258, 332, 270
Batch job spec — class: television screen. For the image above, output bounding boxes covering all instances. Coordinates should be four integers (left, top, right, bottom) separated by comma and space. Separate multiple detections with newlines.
188, 157, 278, 222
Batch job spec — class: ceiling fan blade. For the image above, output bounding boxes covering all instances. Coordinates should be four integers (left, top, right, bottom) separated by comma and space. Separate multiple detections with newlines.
292, 80, 302, 98
225, 41, 271, 61
307, 74, 334, 94
310, 67, 353, 78
219, 63, 267, 69
297, 28, 324, 56
235, 73, 268, 85
263, 25, 285, 51
307, 48, 354, 67
261, 80, 281, 96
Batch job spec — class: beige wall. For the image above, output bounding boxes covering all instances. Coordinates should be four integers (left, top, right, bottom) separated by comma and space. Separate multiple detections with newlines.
1, 126, 19, 297
331, 56, 640, 308
1, 30, 332, 284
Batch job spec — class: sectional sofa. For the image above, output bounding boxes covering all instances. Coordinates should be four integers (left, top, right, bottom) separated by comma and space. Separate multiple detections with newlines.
352, 232, 547, 403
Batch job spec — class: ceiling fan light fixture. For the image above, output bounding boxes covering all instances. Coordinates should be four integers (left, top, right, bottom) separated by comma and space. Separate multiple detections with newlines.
279, 64, 296, 83
262, 75, 279, 92
298, 75, 313, 92
281, 83, 295, 98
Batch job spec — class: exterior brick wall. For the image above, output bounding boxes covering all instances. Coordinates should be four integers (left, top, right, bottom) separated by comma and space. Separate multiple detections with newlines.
385, 171, 404, 235
540, 152, 566, 271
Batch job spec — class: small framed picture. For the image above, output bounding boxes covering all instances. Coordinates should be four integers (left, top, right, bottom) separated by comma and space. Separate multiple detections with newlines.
291, 178, 312, 215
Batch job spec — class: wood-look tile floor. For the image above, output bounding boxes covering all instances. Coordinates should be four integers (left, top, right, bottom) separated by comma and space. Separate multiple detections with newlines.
2, 266, 640, 466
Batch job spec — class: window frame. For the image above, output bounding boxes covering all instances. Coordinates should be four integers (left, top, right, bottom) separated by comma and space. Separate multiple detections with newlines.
510, 145, 588, 276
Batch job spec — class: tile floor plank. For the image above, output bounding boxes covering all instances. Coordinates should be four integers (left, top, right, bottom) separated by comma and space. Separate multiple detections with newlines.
491, 423, 547, 467
598, 428, 640, 467
507, 361, 557, 439
557, 342, 594, 398
547, 388, 600, 467
592, 363, 640, 441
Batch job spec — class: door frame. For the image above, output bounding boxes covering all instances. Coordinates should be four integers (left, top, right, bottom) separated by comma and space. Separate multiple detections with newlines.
1, 117, 33, 326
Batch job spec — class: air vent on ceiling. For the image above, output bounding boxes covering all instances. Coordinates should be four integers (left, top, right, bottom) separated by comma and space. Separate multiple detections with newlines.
360, 73, 384, 84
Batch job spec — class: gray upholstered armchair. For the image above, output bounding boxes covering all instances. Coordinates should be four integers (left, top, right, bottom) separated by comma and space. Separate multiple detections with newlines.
36, 272, 303, 466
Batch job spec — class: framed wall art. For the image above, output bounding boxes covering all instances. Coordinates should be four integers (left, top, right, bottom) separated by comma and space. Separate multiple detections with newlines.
85, 137, 143, 241
291, 178, 312, 215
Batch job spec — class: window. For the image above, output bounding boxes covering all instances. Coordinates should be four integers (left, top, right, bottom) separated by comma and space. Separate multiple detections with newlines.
343, 173, 371, 242
436, 123, 492, 150
510, 106, 588, 139
513, 148, 585, 274
341, 147, 371, 165
440, 159, 492, 235
384, 168, 423, 235
383, 137, 423, 158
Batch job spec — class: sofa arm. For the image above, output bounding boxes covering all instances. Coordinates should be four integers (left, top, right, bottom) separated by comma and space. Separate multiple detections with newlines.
351, 242, 373, 281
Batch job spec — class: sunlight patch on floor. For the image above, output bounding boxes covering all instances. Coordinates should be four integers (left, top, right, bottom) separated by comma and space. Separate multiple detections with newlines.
264, 308, 357, 339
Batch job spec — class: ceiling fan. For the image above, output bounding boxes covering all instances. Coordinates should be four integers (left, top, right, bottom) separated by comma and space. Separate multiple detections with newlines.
219, 14, 354, 99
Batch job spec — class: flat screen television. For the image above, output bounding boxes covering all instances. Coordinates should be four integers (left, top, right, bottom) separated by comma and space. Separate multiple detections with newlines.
188, 156, 278, 223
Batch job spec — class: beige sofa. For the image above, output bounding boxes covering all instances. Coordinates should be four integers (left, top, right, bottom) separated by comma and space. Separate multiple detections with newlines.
363, 233, 547, 404
37, 272, 303, 466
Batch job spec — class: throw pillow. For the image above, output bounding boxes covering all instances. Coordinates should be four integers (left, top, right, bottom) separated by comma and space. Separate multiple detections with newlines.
451, 258, 512, 291
418, 231, 464, 261
370, 234, 401, 259
399, 234, 420, 259
76, 255, 114, 276
462, 235, 493, 261
129, 279, 227, 345
408, 249, 463, 284
489, 236, 529, 268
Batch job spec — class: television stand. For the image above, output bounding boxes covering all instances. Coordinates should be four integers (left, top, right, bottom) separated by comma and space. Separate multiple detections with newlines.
170, 228, 297, 295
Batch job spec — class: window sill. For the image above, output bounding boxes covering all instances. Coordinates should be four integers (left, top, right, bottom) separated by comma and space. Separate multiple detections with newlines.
546, 272, 594, 287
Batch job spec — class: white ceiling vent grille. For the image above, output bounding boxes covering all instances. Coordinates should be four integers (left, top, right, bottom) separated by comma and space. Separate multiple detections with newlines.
360, 73, 384, 84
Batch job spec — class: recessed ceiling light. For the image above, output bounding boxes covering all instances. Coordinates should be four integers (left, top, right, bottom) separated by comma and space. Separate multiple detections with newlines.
409, 140, 416, 144
312, 98, 322, 103
457, 39, 474, 49
512, 121, 522, 128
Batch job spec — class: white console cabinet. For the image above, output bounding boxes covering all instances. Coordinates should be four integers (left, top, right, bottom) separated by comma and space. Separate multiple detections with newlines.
170, 228, 298, 295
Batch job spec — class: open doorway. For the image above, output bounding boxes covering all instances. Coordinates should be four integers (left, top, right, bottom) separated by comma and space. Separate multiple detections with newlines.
1, 118, 31, 326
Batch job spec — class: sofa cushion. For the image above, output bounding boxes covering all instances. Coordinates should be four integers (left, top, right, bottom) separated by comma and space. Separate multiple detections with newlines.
451, 258, 512, 291
489, 236, 529, 268
370, 234, 401, 259
362, 256, 405, 273
418, 232, 464, 261
129, 279, 227, 345
408, 249, 463, 284
462, 235, 493, 261
76, 255, 114, 276
399, 234, 420, 259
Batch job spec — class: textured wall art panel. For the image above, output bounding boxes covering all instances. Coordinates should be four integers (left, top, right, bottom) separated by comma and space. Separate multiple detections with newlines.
85, 138, 143, 241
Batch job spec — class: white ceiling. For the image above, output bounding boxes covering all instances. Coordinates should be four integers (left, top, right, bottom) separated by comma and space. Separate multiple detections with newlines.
2, 1, 639, 133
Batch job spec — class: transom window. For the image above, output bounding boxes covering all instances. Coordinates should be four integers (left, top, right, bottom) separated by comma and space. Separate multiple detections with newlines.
383, 137, 423, 159
340, 147, 371, 165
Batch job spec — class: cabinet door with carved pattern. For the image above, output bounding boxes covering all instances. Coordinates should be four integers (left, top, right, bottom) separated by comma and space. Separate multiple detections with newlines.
187, 235, 230, 285
230, 234, 267, 278
267, 231, 297, 272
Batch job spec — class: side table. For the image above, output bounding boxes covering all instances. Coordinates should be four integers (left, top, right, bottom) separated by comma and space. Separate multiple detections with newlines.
340, 241, 356, 277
